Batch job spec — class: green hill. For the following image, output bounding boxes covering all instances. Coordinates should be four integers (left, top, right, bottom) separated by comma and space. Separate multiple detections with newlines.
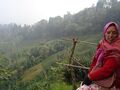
1, 0, 120, 89
21, 63, 43, 82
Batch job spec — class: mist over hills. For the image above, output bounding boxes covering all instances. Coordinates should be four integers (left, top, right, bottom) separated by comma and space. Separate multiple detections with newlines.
0, 0, 120, 90
0, 0, 120, 45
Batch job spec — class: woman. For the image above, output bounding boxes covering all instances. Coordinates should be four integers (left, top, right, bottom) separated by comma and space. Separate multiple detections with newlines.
82, 22, 120, 89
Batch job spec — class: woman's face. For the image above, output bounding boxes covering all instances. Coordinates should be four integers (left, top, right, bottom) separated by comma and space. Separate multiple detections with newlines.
105, 25, 118, 44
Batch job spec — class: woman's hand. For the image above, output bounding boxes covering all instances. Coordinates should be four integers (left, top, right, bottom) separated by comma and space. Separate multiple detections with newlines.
82, 75, 92, 86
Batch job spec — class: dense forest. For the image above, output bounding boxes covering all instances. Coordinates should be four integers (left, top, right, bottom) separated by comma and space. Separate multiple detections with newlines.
0, 0, 120, 90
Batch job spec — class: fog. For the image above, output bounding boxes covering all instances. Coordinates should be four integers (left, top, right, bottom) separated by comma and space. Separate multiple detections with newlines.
0, 0, 98, 25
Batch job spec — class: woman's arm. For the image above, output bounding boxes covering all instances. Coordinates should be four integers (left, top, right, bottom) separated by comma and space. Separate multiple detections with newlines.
89, 57, 118, 81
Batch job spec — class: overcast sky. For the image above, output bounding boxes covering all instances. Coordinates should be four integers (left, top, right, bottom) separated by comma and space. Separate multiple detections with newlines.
0, 0, 98, 25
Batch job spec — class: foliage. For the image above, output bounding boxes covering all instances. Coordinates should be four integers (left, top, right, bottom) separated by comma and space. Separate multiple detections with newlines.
0, 0, 120, 89
0, 0, 120, 46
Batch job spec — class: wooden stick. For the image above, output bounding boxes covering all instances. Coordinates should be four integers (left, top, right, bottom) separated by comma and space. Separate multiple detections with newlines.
68, 38, 77, 90
72, 57, 86, 67
78, 40, 97, 45
56, 62, 89, 70
62, 38, 97, 45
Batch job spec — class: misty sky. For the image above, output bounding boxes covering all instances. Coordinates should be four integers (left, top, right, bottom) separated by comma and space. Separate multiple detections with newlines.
0, 0, 98, 25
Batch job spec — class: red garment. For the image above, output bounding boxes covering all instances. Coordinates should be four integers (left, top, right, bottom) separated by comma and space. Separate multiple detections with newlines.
88, 44, 120, 88
88, 22, 120, 88
89, 57, 120, 87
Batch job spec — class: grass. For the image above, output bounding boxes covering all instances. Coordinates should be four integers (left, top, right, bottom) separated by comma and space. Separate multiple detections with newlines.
21, 49, 66, 82
21, 37, 97, 82
21, 63, 43, 82
20, 34, 100, 90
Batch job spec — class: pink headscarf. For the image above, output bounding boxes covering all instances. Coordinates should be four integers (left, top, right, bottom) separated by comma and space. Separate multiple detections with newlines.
103, 22, 120, 36
95, 22, 120, 66
101, 22, 120, 52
